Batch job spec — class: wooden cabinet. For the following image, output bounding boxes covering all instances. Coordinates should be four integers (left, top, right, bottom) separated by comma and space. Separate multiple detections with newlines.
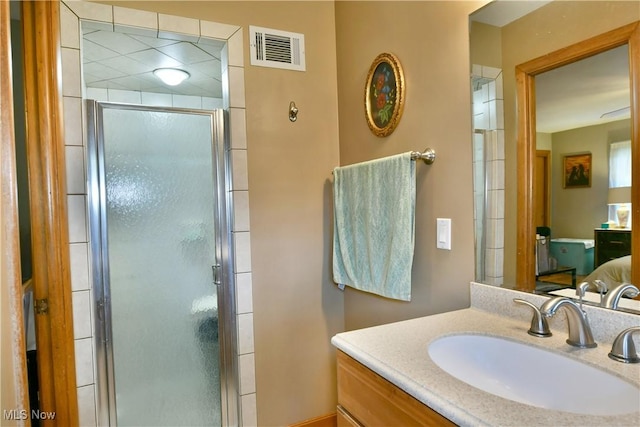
594, 229, 631, 267
336, 350, 455, 426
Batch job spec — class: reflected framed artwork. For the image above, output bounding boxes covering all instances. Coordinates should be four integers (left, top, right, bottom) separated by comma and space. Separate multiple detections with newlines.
364, 52, 405, 137
563, 153, 592, 188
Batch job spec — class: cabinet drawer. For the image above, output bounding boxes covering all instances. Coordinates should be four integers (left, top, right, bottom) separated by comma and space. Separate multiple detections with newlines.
337, 351, 455, 426
595, 229, 631, 267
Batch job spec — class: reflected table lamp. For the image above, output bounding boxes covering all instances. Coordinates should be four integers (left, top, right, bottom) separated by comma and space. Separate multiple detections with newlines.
608, 186, 631, 228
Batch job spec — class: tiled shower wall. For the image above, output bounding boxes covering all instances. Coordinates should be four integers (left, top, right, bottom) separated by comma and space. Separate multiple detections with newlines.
59, 1, 256, 425
472, 65, 504, 286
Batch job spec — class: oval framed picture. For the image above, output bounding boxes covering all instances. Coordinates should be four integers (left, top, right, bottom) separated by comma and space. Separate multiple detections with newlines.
364, 52, 405, 137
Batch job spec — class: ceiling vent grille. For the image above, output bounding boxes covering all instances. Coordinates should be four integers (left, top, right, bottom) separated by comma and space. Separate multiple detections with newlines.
249, 26, 306, 72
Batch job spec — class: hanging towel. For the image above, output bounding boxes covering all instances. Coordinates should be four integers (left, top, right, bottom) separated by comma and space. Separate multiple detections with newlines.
332, 152, 415, 301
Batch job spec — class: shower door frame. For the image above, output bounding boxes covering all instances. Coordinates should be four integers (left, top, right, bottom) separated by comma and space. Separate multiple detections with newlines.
86, 101, 239, 426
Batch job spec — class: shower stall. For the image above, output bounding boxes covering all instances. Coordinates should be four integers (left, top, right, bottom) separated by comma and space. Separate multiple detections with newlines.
86, 101, 237, 426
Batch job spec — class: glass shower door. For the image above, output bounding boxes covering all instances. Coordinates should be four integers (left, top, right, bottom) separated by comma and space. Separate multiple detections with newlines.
90, 103, 223, 426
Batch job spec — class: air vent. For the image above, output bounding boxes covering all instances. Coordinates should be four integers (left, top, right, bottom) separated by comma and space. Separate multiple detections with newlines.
249, 26, 306, 72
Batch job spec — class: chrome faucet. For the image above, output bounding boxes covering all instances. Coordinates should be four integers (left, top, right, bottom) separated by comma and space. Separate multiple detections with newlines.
609, 327, 640, 363
576, 280, 607, 307
602, 283, 640, 309
540, 297, 597, 348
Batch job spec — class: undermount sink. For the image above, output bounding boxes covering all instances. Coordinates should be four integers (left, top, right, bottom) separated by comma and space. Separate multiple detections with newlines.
428, 334, 640, 416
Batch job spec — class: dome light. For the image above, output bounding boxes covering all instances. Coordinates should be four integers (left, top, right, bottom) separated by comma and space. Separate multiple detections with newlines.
153, 68, 190, 86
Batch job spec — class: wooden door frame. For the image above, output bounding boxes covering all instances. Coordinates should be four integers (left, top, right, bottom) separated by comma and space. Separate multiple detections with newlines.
2, 0, 79, 424
516, 21, 640, 292
1, 0, 31, 421
535, 149, 551, 228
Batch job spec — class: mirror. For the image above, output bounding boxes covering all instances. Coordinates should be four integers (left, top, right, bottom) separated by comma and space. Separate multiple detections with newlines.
470, 0, 639, 314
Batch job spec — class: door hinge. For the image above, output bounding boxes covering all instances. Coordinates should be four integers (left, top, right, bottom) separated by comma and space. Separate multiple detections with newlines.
35, 298, 49, 315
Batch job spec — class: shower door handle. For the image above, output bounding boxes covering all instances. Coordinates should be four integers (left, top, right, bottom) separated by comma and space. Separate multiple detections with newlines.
212, 264, 221, 286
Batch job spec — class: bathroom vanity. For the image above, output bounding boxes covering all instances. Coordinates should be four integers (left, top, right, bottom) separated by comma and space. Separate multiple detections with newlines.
331, 283, 640, 426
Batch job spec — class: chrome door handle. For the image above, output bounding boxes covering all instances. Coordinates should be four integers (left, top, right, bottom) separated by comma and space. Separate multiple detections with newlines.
212, 264, 221, 286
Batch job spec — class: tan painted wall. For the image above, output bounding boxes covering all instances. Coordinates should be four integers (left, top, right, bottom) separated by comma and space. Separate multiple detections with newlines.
500, 1, 640, 285
335, 1, 485, 330
470, 21, 502, 68
99, 1, 343, 425
551, 119, 631, 238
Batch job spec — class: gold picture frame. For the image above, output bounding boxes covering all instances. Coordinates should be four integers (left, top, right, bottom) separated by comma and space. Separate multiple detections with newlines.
364, 52, 405, 137
563, 152, 592, 188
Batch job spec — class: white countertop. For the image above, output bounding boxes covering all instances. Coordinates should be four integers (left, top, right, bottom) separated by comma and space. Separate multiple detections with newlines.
331, 283, 640, 426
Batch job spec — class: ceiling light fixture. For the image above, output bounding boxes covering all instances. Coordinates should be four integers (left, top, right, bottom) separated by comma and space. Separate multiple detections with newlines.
600, 106, 630, 120
153, 68, 190, 86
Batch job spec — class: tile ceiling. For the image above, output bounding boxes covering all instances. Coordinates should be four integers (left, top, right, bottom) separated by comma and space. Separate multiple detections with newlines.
82, 25, 224, 98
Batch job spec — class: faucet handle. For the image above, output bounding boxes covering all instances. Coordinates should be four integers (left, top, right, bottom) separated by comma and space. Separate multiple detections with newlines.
513, 298, 552, 338
576, 280, 608, 306
609, 327, 640, 364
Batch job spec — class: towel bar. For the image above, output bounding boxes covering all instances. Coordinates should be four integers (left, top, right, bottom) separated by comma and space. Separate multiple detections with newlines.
410, 148, 436, 164
332, 148, 436, 174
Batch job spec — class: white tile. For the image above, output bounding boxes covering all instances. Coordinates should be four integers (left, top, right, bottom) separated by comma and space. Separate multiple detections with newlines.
81, 39, 120, 63
74, 338, 94, 387
495, 73, 504, 100
496, 130, 505, 160
202, 97, 224, 110
158, 42, 212, 64
72, 290, 92, 339
473, 113, 485, 131
493, 159, 505, 190
471, 64, 482, 77
141, 91, 172, 107
77, 385, 97, 427
488, 100, 497, 130
228, 66, 246, 108
68, 195, 87, 243
235, 273, 253, 314
63, 96, 83, 146
232, 191, 250, 231
238, 353, 256, 395
62, 48, 82, 97
172, 95, 201, 109
60, 2, 80, 49
230, 108, 247, 149
107, 89, 141, 104
127, 49, 181, 69
70, 243, 90, 292
227, 29, 244, 68
113, 6, 157, 31
482, 65, 501, 79
66, 145, 86, 195
86, 87, 108, 102
237, 313, 254, 355
231, 150, 248, 190
66, 1, 113, 22
496, 100, 504, 130
234, 232, 252, 273
240, 393, 257, 427
488, 80, 496, 102
158, 14, 199, 42
222, 69, 230, 110
486, 218, 504, 250
200, 21, 240, 41
84, 32, 151, 56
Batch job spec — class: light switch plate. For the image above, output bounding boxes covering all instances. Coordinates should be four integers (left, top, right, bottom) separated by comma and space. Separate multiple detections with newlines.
437, 218, 451, 250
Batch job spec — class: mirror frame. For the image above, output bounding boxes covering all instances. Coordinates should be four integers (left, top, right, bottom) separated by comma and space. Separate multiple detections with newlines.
515, 21, 640, 292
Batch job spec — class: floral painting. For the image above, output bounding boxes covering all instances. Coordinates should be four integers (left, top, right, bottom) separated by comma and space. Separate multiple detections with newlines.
364, 53, 405, 137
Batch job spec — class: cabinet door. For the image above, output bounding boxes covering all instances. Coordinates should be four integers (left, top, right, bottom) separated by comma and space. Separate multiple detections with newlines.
337, 351, 455, 426
595, 230, 631, 266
